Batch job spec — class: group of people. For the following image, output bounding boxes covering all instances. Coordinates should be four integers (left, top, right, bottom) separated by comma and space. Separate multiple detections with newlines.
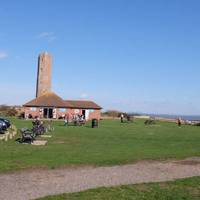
64, 114, 85, 126
120, 113, 133, 123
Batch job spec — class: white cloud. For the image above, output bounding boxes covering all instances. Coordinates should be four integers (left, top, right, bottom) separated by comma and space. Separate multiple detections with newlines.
36, 32, 56, 42
0, 51, 8, 59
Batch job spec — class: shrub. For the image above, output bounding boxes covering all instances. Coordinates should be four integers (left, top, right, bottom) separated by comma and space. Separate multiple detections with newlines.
0, 105, 18, 117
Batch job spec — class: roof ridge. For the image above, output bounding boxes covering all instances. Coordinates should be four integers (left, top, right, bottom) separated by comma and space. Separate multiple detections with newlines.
65, 100, 93, 102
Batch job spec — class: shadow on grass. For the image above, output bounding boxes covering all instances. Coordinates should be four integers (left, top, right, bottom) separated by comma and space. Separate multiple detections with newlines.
15, 138, 32, 144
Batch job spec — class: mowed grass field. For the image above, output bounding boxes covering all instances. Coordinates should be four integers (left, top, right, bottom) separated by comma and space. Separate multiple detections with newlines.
38, 177, 200, 200
0, 118, 200, 172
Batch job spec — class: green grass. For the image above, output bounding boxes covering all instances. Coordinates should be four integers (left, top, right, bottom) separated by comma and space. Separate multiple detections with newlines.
38, 177, 200, 200
0, 118, 200, 172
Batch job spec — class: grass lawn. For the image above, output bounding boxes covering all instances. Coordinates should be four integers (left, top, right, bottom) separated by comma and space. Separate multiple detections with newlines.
38, 176, 200, 200
0, 118, 200, 172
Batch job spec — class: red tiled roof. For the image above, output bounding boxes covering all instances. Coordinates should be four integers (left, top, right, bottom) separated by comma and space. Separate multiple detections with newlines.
65, 100, 102, 109
23, 92, 102, 109
23, 92, 72, 108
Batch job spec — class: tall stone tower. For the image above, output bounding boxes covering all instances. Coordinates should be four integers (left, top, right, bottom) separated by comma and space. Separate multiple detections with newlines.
36, 52, 52, 98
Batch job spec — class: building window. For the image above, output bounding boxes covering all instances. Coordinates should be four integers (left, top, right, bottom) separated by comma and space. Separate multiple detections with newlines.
89, 109, 94, 113
30, 107, 36, 111
59, 108, 66, 112
74, 109, 80, 114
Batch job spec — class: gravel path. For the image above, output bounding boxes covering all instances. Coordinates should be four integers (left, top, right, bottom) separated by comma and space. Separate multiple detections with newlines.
0, 158, 200, 200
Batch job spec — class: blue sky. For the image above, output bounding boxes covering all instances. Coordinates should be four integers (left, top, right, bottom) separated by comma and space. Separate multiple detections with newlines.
0, 0, 200, 115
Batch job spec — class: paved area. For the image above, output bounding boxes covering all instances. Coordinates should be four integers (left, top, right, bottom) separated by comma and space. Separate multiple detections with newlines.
0, 158, 200, 200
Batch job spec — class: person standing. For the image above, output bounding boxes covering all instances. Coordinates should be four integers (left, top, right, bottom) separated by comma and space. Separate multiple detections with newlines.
64, 114, 68, 126
120, 113, 124, 123
177, 117, 182, 127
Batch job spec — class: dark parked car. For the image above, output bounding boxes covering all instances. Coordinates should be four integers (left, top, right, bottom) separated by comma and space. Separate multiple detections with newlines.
0, 123, 3, 133
0, 118, 11, 128
0, 120, 7, 133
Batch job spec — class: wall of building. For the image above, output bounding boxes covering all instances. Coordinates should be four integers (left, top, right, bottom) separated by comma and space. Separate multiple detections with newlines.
24, 107, 101, 120
24, 107, 40, 119
57, 108, 101, 120
87, 109, 101, 120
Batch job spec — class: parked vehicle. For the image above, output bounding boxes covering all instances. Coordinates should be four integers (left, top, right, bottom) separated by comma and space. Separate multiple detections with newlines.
0, 121, 5, 133
0, 118, 11, 128
0, 120, 7, 131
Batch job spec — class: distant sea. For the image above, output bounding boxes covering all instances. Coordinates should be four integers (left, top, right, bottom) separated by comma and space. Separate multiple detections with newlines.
148, 114, 200, 121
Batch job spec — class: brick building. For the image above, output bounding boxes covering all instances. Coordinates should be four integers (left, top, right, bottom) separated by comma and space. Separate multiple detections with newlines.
23, 53, 102, 120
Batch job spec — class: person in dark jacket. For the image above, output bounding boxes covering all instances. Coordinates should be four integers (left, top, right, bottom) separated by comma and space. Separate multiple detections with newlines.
177, 117, 182, 127
120, 113, 124, 123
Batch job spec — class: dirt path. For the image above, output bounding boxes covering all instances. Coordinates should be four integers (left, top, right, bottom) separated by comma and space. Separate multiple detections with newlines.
0, 158, 200, 200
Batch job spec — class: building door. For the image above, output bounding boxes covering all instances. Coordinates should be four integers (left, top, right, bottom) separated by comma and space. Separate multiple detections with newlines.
82, 110, 86, 119
43, 108, 53, 118
44, 108, 48, 118
49, 108, 53, 118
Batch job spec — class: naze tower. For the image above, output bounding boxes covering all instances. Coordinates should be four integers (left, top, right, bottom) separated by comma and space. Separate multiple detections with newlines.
36, 52, 52, 97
